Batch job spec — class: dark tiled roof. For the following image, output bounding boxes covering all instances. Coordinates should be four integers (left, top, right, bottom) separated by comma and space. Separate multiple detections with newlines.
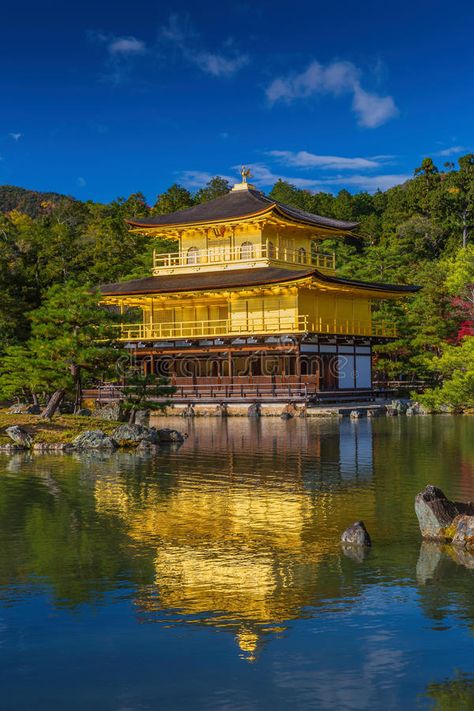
127, 188, 358, 231
101, 267, 314, 296
101, 267, 420, 297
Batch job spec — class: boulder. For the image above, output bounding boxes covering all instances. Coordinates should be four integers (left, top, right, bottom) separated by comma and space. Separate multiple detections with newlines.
385, 405, 398, 416
414, 485, 474, 541
72, 430, 118, 450
452, 515, 474, 549
155, 428, 186, 443
111, 424, 158, 446
248, 402, 261, 418
392, 399, 409, 414
8, 404, 41, 415
414, 485, 458, 540
0, 443, 22, 453
215, 403, 229, 417
406, 402, 428, 416
134, 409, 150, 426
280, 412, 293, 420
350, 409, 363, 419
341, 520, 372, 547
182, 404, 195, 418
92, 402, 123, 421
5, 425, 33, 448
367, 408, 383, 417
76, 408, 91, 417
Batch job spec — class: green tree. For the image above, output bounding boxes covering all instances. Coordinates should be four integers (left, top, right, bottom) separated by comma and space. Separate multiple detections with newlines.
0, 345, 43, 404
195, 176, 231, 203
418, 336, 474, 410
152, 184, 194, 214
121, 370, 175, 424
27, 283, 120, 418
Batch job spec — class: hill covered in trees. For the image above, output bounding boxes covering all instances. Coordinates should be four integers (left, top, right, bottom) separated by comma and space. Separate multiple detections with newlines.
0, 160, 472, 407
0, 185, 80, 218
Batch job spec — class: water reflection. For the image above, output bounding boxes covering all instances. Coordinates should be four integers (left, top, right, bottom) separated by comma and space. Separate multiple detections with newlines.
0, 416, 474, 707
94, 420, 377, 659
424, 671, 474, 710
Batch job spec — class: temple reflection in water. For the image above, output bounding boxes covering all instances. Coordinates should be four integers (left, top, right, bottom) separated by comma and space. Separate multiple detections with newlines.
94, 418, 375, 659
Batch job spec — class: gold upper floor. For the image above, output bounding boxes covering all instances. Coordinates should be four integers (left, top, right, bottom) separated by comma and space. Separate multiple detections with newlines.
152, 219, 337, 276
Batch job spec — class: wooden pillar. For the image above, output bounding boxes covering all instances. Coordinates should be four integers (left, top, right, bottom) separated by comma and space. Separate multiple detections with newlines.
228, 350, 233, 381
295, 343, 301, 383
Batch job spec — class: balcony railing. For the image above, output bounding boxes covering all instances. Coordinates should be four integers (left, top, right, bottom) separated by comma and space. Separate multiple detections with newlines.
117, 315, 396, 341
118, 315, 309, 341
153, 244, 336, 273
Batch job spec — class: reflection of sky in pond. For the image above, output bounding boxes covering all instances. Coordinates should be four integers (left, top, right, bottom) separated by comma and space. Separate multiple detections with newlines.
0, 416, 473, 709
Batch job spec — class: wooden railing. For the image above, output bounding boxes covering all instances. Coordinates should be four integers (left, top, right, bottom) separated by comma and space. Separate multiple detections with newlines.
153, 244, 336, 273
116, 314, 396, 341
118, 315, 309, 341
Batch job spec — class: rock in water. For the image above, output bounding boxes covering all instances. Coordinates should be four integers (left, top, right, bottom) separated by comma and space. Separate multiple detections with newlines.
341, 521, 372, 547
72, 430, 117, 450
414, 485, 459, 540
111, 424, 158, 446
452, 516, 474, 549
155, 428, 186, 443
414, 484, 474, 543
5, 426, 33, 448
248, 402, 261, 417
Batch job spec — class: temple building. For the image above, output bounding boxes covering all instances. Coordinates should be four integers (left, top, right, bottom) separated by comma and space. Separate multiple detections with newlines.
101, 169, 419, 400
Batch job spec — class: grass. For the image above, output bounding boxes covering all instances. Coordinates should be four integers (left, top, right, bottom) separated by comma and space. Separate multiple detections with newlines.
0, 411, 120, 445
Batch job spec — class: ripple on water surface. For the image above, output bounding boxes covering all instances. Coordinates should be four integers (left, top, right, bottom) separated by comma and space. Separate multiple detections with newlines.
0, 416, 473, 710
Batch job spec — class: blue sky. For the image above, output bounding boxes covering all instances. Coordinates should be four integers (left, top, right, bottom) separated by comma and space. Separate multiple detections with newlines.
1, 0, 473, 203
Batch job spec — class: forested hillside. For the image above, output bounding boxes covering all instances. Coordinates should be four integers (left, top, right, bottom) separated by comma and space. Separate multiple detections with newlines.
0, 159, 472, 406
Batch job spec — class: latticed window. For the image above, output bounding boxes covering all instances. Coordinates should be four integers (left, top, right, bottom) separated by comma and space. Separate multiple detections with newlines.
297, 247, 307, 264
187, 246, 199, 264
240, 241, 254, 259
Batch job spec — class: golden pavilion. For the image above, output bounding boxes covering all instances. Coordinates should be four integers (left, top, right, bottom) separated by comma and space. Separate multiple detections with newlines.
101, 169, 418, 400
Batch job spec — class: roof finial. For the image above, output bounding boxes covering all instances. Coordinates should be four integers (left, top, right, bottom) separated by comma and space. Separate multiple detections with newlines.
241, 165, 252, 183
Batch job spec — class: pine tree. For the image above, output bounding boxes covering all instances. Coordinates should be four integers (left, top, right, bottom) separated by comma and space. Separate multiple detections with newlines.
26, 283, 120, 418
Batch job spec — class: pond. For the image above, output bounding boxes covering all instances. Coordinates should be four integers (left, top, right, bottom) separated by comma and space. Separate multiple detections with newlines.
0, 416, 474, 710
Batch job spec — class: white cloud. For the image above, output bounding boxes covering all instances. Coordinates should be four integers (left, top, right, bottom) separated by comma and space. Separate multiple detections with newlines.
107, 36, 146, 56
268, 150, 381, 170
9, 132, 22, 141
161, 15, 248, 77
77, 177, 87, 188
178, 170, 235, 189
333, 173, 410, 191
89, 31, 147, 84
180, 163, 409, 194
237, 162, 409, 193
266, 59, 398, 128
434, 145, 466, 157
352, 85, 398, 128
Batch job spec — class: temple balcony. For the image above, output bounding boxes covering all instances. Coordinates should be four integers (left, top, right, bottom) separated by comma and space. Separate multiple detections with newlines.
152, 244, 336, 276
116, 316, 396, 342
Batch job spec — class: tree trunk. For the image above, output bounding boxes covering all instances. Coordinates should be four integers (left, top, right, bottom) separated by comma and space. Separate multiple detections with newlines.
32, 392, 39, 407
41, 389, 66, 420
72, 364, 82, 414
128, 407, 137, 424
